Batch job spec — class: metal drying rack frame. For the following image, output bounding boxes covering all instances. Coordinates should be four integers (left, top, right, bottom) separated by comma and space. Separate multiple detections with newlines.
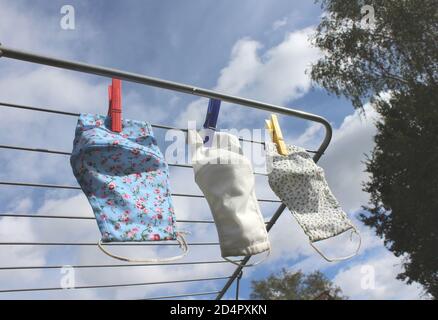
0, 44, 332, 300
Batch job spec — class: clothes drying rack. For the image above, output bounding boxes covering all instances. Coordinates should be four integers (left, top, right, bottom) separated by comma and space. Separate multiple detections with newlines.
0, 44, 333, 300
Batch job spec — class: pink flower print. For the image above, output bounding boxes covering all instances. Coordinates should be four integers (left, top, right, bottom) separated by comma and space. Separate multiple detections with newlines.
95, 120, 103, 127
135, 173, 142, 179
166, 226, 173, 233
168, 216, 173, 223
156, 213, 163, 220
100, 213, 108, 221
155, 207, 163, 215
115, 223, 121, 230
121, 214, 130, 223
142, 208, 149, 214
154, 188, 161, 195
108, 182, 116, 190
151, 234, 160, 241
106, 199, 114, 206
121, 134, 128, 139
112, 140, 119, 146
131, 148, 140, 156
122, 193, 131, 200
136, 201, 145, 210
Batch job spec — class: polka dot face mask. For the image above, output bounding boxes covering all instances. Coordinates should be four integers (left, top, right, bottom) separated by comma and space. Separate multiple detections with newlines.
70, 113, 187, 262
266, 142, 360, 262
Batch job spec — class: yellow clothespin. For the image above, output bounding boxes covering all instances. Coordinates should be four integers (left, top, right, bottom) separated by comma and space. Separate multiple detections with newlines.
265, 114, 288, 155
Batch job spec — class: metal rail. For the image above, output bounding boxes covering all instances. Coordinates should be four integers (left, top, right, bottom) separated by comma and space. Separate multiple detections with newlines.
0, 276, 231, 294
0, 100, 319, 155
0, 213, 269, 224
0, 181, 281, 203
0, 44, 332, 299
0, 260, 243, 271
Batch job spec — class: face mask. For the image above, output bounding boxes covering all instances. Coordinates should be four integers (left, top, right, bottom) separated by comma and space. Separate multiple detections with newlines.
70, 113, 188, 262
266, 142, 361, 262
189, 130, 270, 266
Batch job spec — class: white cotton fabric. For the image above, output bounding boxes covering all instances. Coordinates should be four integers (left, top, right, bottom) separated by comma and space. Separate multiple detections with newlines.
189, 130, 270, 258
266, 142, 356, 243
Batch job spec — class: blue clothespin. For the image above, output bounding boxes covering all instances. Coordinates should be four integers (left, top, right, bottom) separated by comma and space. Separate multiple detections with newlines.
203, 98, 221, 129
203, 98, 221, 145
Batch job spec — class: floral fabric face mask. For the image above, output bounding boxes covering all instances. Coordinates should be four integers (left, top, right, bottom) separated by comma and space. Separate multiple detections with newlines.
70, 113, 187, 262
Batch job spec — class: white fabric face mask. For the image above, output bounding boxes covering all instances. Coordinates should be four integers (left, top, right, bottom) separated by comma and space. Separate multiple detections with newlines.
189, 130, 271, 266
266, 142, 361, 262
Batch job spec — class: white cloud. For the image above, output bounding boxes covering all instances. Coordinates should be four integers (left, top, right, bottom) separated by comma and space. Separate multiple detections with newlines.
178, 27, 320, 128
320, 103, 379, 213
333, 251, 426, 300
272, 17, 288, 31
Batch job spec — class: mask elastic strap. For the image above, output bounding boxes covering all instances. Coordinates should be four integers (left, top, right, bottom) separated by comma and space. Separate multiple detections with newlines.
223, 246, 271, 268
97, 232, 189, 263
309, 227, 361, 262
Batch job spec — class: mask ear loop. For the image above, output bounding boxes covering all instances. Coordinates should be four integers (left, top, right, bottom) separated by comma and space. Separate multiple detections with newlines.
309, 227, 361, 262
97, 232, 189, 263
223, 246, 271, 267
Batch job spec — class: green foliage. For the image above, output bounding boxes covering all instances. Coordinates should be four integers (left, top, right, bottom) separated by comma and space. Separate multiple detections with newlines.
361, 85, 438, 298
311, 0, 438, 298
250, 269, 346, 300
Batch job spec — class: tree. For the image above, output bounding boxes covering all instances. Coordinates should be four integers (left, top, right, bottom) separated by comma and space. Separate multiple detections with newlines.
311, 0, 437, 109
250, 269, 346, 300
311, 0, 438, 298
362, 85, 438, 297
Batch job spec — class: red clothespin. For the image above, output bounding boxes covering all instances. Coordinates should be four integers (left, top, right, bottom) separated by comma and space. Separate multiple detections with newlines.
107, 79, 122, 132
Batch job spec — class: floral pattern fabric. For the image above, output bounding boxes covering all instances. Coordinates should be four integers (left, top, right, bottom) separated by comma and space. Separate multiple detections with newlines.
70, 113, 177, 243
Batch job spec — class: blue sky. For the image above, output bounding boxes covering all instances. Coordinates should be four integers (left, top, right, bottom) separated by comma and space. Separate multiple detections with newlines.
0, 0, 426, 299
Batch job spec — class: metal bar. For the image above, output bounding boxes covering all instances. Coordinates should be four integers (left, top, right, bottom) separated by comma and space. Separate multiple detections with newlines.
0, 213, 217, 224
0, 181, 281, 203
0, 142, 269, 175
0, 241, 219, 246
0, 213, 269, 225
0, 101, 272, 149
235, 271, 243, 300
0, 260, 242, 271
0, 144, 71, 156
0, 46, 332, 156
145, 291, 221, 300
0, 276, 231, 294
